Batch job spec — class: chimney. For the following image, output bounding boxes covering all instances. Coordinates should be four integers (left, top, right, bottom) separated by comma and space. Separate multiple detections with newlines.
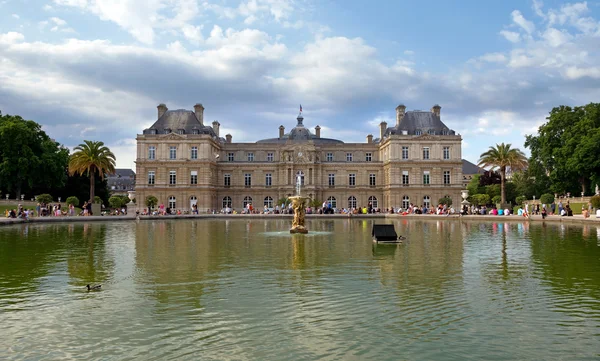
226, 134, 232, 143
315, 125, 321, 138
379, 121, 387, 140
431, 104, 441, 117
157, 103, 167, 118
212, 121, 220, 137
194, 103, 205, 125
279, 125, 285, 138
367, 134, 373, 144
395, 104, 406, 127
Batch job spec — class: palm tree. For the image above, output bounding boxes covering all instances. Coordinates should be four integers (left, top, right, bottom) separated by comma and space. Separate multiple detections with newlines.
68, 140, 116, 202
478, 143, 528, 204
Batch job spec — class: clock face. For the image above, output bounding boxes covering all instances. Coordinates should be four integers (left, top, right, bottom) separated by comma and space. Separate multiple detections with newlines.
298, 152, 303, 157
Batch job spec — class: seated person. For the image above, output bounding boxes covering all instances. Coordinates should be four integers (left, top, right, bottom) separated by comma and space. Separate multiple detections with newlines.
498, 209, 504, 215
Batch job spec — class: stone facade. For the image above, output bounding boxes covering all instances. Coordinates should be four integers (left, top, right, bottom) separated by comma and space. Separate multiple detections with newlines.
135, 103, 463, 212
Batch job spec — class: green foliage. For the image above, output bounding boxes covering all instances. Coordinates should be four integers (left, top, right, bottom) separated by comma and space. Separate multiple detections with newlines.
68, 140, 117, 202
94, 196, 102, 204
277, 197, 291, 207
0, 113, 69, 199
36, 194, 53, 204
438, 197, 452, 206
525, 103, 600, 195
467, 174, 485, 196
471, 194, 490, 206
108, 196, 126, 209
591, 196, 600, 209
515, 196, 526, 205
145, 195, 158, 208
492, 195, 501, 204
485, 184, 501, 199
65, 196, 80, 207
478, 143, 528, 204
540, 193, 554, 205
309, 199, 321, 208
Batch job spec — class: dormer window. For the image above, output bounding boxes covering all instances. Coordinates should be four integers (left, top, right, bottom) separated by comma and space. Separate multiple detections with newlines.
151, 129, 158, 135
428, 129, 435, 135
442, 129, 448, 135
164, 128, 171, 134
178, 129, 185, 135
415, 130, 422, 135
192, 128, 200, 135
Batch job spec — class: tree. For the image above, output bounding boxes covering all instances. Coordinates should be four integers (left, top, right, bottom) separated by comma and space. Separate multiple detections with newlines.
478, 143, 528, 205
438, 197, 452, 206
36, 194, 53, 204
68, 140, 116, 202
109, 196, 126, 209
145, 195, 158, 209
65, 196, 80, 207
525, 103, 600, 195
0, 113, 69, 200
539, 193, 554, 205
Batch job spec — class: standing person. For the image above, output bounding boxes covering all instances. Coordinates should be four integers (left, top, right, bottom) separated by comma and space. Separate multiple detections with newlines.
558, 200, 563, 216
82, 201, 88, 216
87, 200, 93, 216
551, 202, 556, 215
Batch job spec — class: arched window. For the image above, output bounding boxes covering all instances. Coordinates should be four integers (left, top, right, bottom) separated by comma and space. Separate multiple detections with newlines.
168, 196, 176, 209
348, 196, 357, 209
264, 196, 273, 208
190, 196, 197, 209
222, 196, 232, 209
295, 170, 305, 186
368, 196, 378, 209
327, 196, 337, 209
243, 196, 253, 208
402, 196, 410, 209
423, 195, 430, 208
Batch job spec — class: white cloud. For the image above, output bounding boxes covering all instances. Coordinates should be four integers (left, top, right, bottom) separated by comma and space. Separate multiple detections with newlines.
0, 32, 24, 44
564, 66, 600, 79
11, 14, 19, 19
51, 17, 67, 26
511, 10, 535, 34
499, 30, 521, 43
43, 4, 54, 11
479, 53, 507, 63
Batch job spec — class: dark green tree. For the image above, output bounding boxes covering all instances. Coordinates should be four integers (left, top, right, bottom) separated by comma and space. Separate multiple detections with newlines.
0, 113, 69, 199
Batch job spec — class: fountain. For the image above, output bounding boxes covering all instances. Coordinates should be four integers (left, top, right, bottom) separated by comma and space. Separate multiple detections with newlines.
288, 174, 310, 234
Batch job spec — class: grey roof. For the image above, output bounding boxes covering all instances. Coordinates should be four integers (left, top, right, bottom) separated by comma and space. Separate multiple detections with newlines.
107, 169, 136, 190
256, 114, 344, 144
462, 159, 484, 175
143, 110, 217, 136
384, 111, 455, 137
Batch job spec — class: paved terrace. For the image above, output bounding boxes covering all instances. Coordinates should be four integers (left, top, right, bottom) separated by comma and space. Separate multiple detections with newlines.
1, 213, 599, 227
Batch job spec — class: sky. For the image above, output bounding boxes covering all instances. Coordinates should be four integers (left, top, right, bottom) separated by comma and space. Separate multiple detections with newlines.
1, 0, 599, 169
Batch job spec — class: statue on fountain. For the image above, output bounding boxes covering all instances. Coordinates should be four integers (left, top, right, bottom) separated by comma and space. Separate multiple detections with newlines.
289, 171, 310, 234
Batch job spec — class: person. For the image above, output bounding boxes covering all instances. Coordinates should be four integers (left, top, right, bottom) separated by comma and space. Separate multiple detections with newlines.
541, 206, 547, 219
551, 202, 556, 215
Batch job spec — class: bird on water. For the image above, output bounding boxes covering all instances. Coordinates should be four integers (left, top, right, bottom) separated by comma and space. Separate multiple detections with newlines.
86, 284, 102, 291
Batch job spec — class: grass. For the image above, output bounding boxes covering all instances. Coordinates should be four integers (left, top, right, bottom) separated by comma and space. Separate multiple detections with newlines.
512, 202, 588, 215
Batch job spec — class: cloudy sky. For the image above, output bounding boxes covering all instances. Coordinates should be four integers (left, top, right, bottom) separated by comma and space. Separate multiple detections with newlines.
1, 0, 599, 168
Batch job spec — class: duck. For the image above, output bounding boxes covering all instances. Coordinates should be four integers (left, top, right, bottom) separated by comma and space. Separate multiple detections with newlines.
86, 284, 102, 291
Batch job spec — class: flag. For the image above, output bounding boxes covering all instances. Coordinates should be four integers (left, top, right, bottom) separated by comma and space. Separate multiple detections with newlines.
300, 104, 302, 112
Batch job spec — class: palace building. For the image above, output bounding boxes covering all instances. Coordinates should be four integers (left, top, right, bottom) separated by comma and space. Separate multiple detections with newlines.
135, 103, 463, 212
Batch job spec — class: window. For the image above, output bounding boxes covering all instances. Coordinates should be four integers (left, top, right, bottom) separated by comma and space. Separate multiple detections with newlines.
346, 153, 353, 161
368, 196, 378, 209
444, 170, 451, 185
191, 146, 198, 160
267, 152, 274, 162
423, 147, 430, 160
415, 130, 422, 135
264, 196, 273, 208
423, 171, 430, 185
402, 195, 410, 209
326, 153, 333, 162
224, 174, 231, 187
169, 146, 177, 160
243, 196, 252, 208
168, 196, 176, 209
443, 146, 450, 160
247, 152, 254, 161
296, 171, 305, 186
148, 146, 156, 160
192, 129, 200, 135
328, 173, 335, 187
190, 170, 198, 185
402, 170, 409, 185
442, 129, 448, 135
348, 196, 357, 209
326, 196, 337, 209
178, 129, 185, 135
423, 195, 431, 208
349, 173, 356, 186
369, 173, 376, 186
228, 153, 234, 161
244, 173, 252, 188
222, 196, 232, 209
265, 173, 272, 187
402, 146, 409, 160
169, 170, 176, 185
428, 129, 435, 135
148, 171, 155, 185
365, 152, 372, 162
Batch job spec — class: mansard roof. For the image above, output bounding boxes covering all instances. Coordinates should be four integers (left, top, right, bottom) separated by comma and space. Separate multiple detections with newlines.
385, 111, 455, 137
256, 113, 344, 144
143, 110, 217, 136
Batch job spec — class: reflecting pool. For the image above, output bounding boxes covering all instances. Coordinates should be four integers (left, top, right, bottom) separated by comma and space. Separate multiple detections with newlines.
1, 219, 600, 360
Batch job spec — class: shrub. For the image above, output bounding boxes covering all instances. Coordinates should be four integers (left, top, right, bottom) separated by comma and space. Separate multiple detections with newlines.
109, 196, 126, 209
145, 195, 158, 208
65, 196, 80, 207
492, 195, 501, 204
36, 194, 53, 204
438, 197, 452, 206
539, 193, 554, 205
591, 195, 600, 209
93, 196, 102, 204
471, 194, 490, 206
515, 196, 526, 205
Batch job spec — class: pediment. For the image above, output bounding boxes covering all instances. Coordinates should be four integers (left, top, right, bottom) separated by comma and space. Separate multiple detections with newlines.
160, 133, 185, 140
414, 134, 436, 141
